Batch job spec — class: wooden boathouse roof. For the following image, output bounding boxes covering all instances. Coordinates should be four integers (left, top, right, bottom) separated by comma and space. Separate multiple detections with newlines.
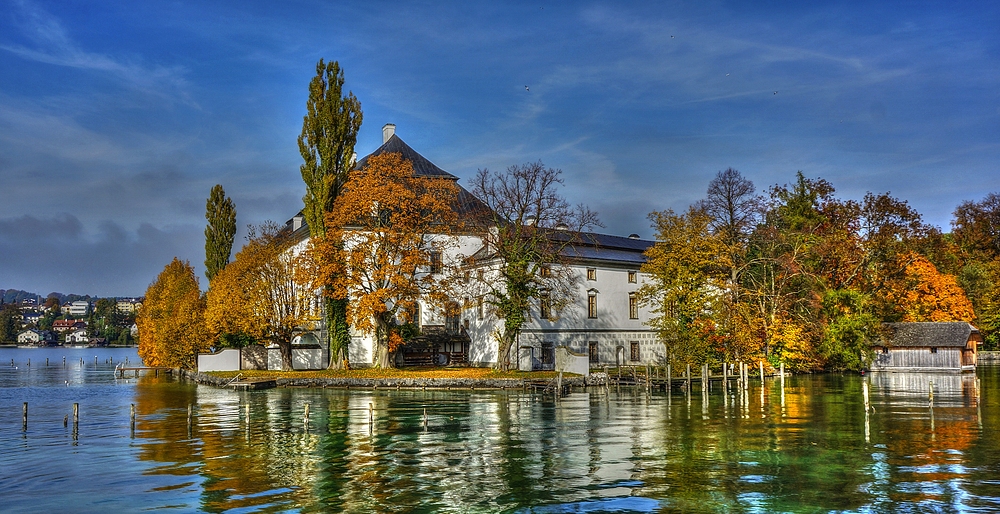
881, 322, 980, 348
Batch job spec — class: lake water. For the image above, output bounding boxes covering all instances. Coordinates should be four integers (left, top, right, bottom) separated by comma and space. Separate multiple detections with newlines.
2, 347, 999, 513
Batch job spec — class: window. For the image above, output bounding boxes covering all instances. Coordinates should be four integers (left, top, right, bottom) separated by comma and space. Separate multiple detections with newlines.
587, 293, 597, 319
588, 341, 599, 363
477, 269, 484, 282
429, 252, 442, 274
539, 293, 551, 320
445, 301, 460, 333
930, 347, 938, 354
882, 346, 890, 354
587, 268, 597, 281
629, 293, 638, 320
630, 341, 640, 362
628, 270, 637, 283
477, 297, 484, 320
541, 342, 554, 365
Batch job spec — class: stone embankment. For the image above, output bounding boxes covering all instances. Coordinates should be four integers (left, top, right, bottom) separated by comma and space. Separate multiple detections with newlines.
180, 369, 587, 390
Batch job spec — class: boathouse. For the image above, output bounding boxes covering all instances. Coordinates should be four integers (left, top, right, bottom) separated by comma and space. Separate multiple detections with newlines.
871, 322, 980, 372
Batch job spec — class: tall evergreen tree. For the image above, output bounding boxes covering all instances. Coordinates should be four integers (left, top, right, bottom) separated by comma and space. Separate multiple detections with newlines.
204, 184, 237, 282
298, 59, 362, 369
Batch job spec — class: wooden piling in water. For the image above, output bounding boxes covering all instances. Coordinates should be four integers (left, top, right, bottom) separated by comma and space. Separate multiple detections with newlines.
187, 405, 193, 427
369, 403, 374, 427
759, 360, 764, 382
23, 402, 27, 430
304, 403, 310, 421
423, 408, 428, 429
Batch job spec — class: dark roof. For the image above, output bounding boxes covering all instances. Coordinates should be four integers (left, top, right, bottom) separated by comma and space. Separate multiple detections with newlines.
880, 322, 980, 348
354, 134, 458, 179
470, 229, 654, 266
286, 131, 493, 233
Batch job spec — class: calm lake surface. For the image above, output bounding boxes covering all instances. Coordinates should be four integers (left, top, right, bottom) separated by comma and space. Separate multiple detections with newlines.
2, 347, 1000, 513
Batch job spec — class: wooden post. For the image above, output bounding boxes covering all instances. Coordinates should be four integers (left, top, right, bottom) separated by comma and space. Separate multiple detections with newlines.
304, 403, 310, 421
723, 362, 729, 393
73, 403, 79, 424
63, 356, 66, 367
686, 363, 691, 390
245, 403, 250, 424
22, 402, 27, 430
423, 408, 428, 429
27, 358, 30, 367
369, 403, 374, 426
863, 378, 870, 444
780, 362, 785, 380
557, 372, 563, 398
667, 364, 672, 390
759, 360, 764, 381
702, 363, 708, 393
46, 358, 49, 366
187, 404, 193, 427
130, 403, 136, 436
929, 380, 934, 402
64, 415, 68, 427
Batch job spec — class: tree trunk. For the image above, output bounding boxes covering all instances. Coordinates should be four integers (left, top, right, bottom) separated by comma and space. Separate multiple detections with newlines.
326, 294, 351, 369
372, 314, 393, 368
279, 340, 293, 370
494, 326, 519, 371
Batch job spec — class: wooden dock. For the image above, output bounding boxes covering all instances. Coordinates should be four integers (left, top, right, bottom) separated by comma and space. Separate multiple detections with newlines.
229, 379, 277, 391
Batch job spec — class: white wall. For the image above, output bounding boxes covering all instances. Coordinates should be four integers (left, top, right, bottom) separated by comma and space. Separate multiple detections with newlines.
198, 349, 242, 372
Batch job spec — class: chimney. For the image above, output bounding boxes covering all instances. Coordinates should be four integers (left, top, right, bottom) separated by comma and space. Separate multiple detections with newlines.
382, 123, 396, 144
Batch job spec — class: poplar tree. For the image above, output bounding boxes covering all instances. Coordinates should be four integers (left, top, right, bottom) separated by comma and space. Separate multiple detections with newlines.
298, 59, 362, 368
204, 184, 237, 282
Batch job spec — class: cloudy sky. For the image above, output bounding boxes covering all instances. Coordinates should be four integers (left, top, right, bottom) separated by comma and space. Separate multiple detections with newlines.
1, 0, 998, 297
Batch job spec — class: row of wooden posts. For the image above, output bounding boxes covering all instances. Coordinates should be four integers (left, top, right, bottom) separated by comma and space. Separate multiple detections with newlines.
607, 361, 787, 390
10, 356, 130, 367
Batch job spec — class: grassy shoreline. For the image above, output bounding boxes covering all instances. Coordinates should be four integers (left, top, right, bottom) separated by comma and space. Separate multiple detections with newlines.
204, 367, 573, 381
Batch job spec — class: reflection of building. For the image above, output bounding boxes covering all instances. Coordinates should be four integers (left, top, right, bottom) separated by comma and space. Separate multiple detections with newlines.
872, 322, 980, 372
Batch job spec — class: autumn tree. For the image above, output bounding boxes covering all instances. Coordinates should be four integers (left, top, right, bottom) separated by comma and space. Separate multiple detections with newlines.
639, 207, 728, 365
206, 222, 318, 369
137, 258, 208, 369
739, 172, 832, 367
469, 161, 601, 370
313, 152, 459, 368
204, 184, 237, 282
298, 59, 363, 369
894, 253, 975, 323
952, 192, 1000, 348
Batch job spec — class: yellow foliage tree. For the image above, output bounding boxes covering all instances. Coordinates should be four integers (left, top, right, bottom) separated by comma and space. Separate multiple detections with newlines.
313, 152, 459, 368
206, 223, 319, 369
137, 258, 208, 369
639, 207, 730, 365
896, 253, 975, 322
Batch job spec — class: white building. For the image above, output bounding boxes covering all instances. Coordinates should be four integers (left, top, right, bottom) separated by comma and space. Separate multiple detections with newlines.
65, 328, 89, 344
286, 124, 661, 369
67, 301, 91, 316
17, 329, 56, 345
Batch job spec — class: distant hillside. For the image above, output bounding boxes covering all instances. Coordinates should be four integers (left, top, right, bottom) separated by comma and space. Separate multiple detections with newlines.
1, 289, 93, 305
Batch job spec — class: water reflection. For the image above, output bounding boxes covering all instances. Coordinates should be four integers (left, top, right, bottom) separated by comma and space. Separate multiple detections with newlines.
3, 349, 1000, 513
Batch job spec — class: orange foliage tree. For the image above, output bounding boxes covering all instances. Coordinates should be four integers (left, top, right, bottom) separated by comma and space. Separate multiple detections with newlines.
313, 152, 459, 368
137, 258, 209, 369
895, 253, 975, 322
206, 223, 319, 370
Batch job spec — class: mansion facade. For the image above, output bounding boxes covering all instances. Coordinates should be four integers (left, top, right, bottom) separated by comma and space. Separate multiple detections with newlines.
287, 124, 661, 370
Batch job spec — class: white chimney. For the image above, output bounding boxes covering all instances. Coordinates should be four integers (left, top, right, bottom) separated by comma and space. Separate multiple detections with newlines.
382, 123, 396, 144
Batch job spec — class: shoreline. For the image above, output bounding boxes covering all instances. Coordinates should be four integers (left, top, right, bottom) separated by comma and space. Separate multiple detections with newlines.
179, 369, 588, 390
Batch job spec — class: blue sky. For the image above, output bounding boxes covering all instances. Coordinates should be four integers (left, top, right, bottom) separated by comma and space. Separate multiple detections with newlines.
1, 0, 998, 297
